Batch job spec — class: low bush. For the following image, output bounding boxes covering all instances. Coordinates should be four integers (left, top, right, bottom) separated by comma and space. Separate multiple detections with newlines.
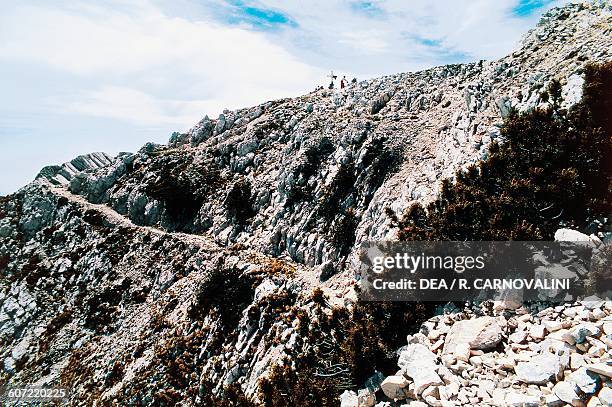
396, 62, 611, 241
188, 266, 258, 334
225, 180, 256, 226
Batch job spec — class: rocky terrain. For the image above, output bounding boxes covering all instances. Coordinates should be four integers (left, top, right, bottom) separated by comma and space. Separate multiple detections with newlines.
342, 251, 612, 406
0, 2, 611, 406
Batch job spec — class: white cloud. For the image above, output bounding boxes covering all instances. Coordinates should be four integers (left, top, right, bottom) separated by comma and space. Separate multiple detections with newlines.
0, 1, 324, 128
64, 86, 211, 126
247, 0, 569, 73
338, 30, 390, 53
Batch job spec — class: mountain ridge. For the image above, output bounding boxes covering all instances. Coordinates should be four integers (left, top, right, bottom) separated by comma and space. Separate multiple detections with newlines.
1, 2, 611, 405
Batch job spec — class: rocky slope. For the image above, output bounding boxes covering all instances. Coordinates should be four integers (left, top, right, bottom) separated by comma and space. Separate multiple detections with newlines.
342, 260, 612, 407
0, 2, 611, 406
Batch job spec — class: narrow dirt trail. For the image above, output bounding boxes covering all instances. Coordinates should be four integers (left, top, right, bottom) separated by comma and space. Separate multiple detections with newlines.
46, 183, 328, 292
50, 184, 221, 252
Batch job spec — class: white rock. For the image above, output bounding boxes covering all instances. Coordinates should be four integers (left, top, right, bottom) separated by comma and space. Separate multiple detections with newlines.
340, 390, 359, 407
492, 388, 506, 406
562, 323, 600, 345
380, 375, 409, 400
530, 324, 547, 340
398, 343, 438, 370
510, 330, 528, 344
587, 363, 612, 379
581, 296, 604, 310
454, 342, 471, 363
568, 367, 600, 394
498, 356, 516, 370
543, 320, 565, 332
545, 392, 565, 407
554, 228, 590, 242
442, 316, 503, 355
515, 353, 563, 384
587, 338, 607, 357
592, 308, 606, 320
597, 387, 612, 406
505, 391, 541, 407
587, 395, 603, 407
571, 353, 586, 370
408, 370, 443, 396
493, 298, 522, 312
552, 381, 581, 406
398, 345, 443, 394
421, 384, 439, 399
357, 388, 376, 407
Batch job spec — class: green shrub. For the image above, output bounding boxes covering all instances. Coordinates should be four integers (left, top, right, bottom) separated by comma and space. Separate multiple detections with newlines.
396, 62, 611, 241
188, 266, 258, 334
225, 180, 256, 225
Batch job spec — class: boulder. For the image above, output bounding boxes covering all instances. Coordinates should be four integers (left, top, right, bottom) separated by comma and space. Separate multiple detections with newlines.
568, 367, 600, 394
552, 381, 581, 406
380, 375, 409, 400
554, 228, 590, 242
397, 344, 442, 395
398, 343, 438, 369
442, 317, 503, 354
515, 353, 563, 384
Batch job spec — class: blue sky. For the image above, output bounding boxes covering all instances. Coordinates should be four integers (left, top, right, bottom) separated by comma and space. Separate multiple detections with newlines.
0, 0, 569, 194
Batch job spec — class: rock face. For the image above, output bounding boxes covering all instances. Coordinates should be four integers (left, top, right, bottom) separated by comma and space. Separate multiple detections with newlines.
0, 2, 611, 406
36, 152, 115, 186
32, 2, 612, 275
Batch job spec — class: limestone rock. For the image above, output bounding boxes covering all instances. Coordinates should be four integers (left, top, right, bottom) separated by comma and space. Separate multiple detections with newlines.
597, 387, 612, 406
587, 363, 612, 379
442, 317, 503, 354
340, 390, 359, 407
515, 353, 563, 384
568, 367, 600, 395
554, 228, 591, 242
380, 375, 410, 400
505, 391, 541, 407
553, 381, 582, 406
398, 344, 443, 395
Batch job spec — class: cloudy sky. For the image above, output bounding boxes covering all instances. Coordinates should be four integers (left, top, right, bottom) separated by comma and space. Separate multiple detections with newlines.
0, 0, 568, 194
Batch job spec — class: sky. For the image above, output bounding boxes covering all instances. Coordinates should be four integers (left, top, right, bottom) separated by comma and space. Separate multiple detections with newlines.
0, 0, 569, 194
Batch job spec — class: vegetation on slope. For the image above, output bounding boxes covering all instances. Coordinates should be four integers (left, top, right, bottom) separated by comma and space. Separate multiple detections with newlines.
259, 62, 612, 406
395, 62, 611, 241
